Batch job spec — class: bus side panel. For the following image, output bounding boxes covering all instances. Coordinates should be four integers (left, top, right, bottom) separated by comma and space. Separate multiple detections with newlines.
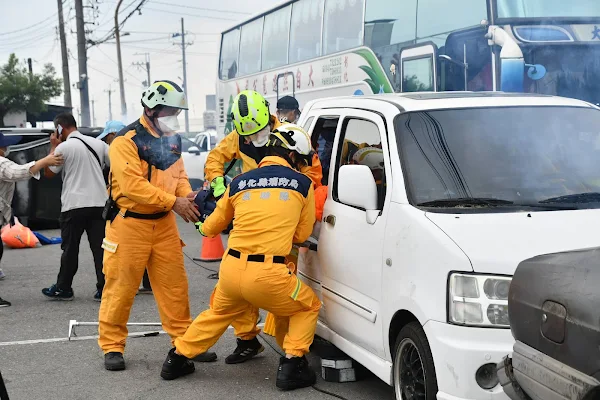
216, 47, 392, 137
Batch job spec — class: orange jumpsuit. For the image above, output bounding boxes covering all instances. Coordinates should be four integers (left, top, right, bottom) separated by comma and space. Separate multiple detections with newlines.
205, 115, 322, 340
175, 156, 320, 358
98, 115, 193, 354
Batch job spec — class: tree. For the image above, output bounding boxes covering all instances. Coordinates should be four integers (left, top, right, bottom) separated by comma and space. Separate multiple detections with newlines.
0, 53, 62, 127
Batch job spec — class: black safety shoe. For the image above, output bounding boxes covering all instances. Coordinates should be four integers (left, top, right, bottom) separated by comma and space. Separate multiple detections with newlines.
0, 297, 11, 307
161, 348, 195, 380
93, 290, 102, 302
276, 356, 317, 391
191, 351, 217, 363
225, 337, 264, 364
104, 352, 125, 371
42, 284, 74, 301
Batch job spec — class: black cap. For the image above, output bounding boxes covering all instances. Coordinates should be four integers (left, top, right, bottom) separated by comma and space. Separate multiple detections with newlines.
277, 96, 299, 110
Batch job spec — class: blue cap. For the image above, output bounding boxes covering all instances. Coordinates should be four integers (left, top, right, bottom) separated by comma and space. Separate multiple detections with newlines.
97, 120, 126, 141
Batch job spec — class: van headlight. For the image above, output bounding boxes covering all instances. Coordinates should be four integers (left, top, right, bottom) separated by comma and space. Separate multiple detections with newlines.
448, 273, 511, 327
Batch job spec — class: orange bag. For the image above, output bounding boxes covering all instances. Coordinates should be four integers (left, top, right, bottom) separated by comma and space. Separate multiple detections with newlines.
1, 218, 41, 249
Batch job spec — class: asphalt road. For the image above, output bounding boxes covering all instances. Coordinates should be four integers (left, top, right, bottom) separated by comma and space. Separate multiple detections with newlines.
0, 217, 394, 400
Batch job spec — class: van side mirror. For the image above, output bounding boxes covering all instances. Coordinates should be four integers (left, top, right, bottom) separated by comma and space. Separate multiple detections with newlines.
188, 146, 200, 155
337, 165, 379, 224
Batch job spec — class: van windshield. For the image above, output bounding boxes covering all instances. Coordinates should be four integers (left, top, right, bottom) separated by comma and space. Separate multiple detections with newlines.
395, 106, 600, 211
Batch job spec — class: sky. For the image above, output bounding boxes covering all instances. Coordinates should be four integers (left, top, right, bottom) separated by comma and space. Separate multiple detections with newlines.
0, 0, 281, 130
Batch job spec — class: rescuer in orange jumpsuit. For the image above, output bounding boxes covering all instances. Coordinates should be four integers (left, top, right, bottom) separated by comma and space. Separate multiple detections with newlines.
204, 91, 322, 364
97, 80, 216, 371
160, 123, 320, 390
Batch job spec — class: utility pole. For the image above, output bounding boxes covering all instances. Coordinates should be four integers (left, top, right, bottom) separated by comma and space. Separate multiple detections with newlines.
27, 58, 33, 78
105, 88, 113, 120
115, 0, 127, 119
172, 18, 190, 132
57, 0, 72, 108
132, 53, 151, 86
181, 18, 189, 133
91, 98, 96, 126
74, 0, 90, 126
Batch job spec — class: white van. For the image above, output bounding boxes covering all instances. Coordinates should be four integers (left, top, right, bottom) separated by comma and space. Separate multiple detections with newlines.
295, 92, 600, 400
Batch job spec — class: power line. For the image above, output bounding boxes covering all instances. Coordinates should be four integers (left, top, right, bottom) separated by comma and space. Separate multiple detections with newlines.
0, 3, 62, 36
144, 6, 239, 21
95, 29, 218, 36
149, 0, 251, 15
94, 46, 145, 84
0, 27, 57, 48
88, 0, 147, 47
118, 43, 217, 56
87, 63, 141, 88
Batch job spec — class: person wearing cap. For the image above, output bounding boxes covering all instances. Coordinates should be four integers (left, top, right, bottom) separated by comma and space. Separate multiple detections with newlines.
276, 96, 301, 124
97, 80, 216, 372
97, 120, 127, 146
0, 132, 63, 307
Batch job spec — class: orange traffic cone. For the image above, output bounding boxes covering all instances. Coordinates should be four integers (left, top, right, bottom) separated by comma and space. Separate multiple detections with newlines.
194, 235, 225, 262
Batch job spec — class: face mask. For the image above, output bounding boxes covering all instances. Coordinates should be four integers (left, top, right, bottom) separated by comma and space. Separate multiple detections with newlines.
250, 126, 270, 147
156, 115, 180, 134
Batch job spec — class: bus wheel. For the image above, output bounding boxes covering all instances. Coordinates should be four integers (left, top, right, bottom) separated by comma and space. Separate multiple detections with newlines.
393, 322, 438, 400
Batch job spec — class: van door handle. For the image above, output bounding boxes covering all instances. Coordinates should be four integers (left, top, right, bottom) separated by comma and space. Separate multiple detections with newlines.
325, 214, 336, 226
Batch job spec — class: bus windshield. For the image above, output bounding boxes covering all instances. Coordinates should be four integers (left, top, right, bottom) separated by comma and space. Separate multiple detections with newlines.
395, 106, 600, 210
496, 0, 600, 19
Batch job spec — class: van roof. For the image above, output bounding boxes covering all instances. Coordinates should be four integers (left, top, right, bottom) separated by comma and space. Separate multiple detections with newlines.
305, 91, 596, 113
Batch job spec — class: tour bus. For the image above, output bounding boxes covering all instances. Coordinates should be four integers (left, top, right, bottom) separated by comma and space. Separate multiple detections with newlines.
215, 0, 600, 137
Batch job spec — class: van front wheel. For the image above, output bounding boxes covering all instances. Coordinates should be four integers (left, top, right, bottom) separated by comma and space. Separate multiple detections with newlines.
393, 322, 438, 400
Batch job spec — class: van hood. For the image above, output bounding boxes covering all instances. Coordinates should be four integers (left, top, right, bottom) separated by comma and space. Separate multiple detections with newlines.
426, 210, 600, 276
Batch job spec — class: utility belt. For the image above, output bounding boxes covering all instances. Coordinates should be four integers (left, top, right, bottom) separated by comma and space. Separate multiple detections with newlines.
103, 198, 169, 223
227, 248, 286, 264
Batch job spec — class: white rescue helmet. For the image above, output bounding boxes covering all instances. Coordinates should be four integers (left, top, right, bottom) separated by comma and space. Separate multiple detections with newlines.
141, 80, 188, 110
268, 123, 312, 156
353, 147, 384, 170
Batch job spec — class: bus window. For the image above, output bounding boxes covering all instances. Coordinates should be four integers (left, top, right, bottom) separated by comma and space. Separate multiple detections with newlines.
442, 28, 492, 92
289, 0, 324, 64
323, 0, 365, 55
364, 0, 417, 92
219, 28, 240, 80
403, 57, 434, 92
497, 0, 600, 19
262, 6, 291, 71
238, 18, 264, 76
416, 0, 487, 47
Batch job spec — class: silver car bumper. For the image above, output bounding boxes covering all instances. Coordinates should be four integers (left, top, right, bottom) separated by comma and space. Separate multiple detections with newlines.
497, 341, 599, 400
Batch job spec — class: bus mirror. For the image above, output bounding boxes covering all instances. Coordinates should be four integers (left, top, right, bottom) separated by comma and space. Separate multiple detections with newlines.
526, 64, 546, 81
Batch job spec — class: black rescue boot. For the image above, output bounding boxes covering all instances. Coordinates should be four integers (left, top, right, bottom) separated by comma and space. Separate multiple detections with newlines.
104, 352, 125, 371
225, 337, 265, 364
161, 348, 195, 380
276, 356, 317, 391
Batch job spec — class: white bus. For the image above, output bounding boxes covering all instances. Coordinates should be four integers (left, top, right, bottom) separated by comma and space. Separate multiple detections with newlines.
216, 0, 600, 137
